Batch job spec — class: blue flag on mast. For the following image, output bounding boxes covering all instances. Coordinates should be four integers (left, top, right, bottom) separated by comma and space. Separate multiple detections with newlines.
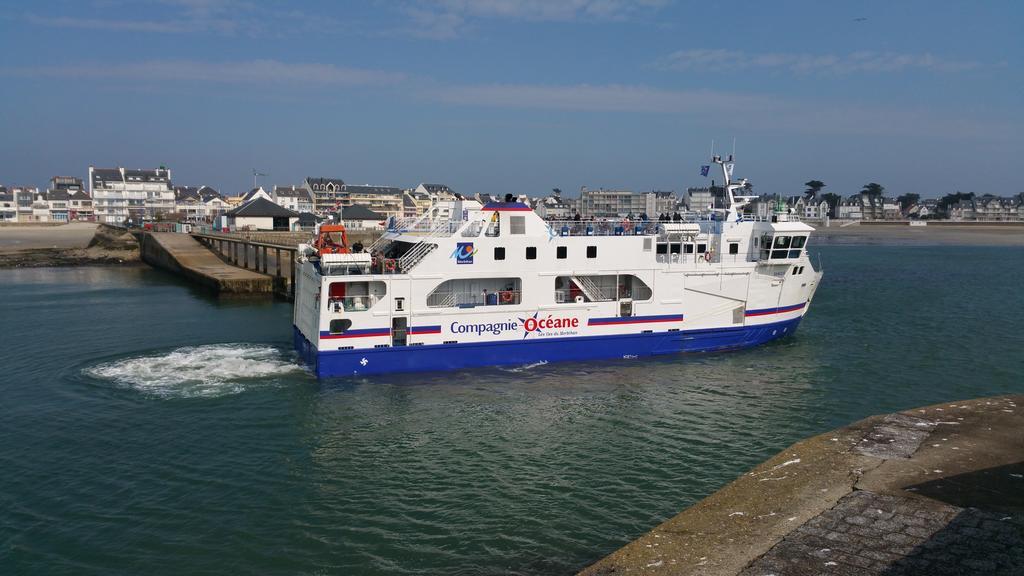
700, 165, 710, 177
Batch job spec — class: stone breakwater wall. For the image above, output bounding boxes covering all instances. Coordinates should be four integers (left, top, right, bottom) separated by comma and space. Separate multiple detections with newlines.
139, 232, 273, 295
580, 395, 1024, 576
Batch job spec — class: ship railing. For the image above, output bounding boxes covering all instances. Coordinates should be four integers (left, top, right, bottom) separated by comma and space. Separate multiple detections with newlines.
545, 220, 662, 237
389, 216, 464, 237
425, 290, 522, 308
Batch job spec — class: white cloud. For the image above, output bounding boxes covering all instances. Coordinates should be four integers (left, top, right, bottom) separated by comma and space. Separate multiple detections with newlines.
425, 81, 1011, 140
431, 83, 776, 114
657, 48, 985, 74
24, 1, 338, 37
402, 0, 668, 39
3, 60, 405, 86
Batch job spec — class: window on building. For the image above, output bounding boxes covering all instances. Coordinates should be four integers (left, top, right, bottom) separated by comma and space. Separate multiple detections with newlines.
526, 246, 537, 260
587, 246, 597, 258
729, 242, 739, 254
494, 247, 505, 260
509, 216, 526, 235
557, 246, 567, 259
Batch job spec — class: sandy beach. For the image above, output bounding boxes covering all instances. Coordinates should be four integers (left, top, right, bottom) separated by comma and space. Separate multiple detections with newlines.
812, 223, 1024, 246
0, 223, 140, 267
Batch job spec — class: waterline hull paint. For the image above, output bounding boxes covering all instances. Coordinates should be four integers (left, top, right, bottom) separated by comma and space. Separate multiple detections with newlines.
294, 316, 803, 378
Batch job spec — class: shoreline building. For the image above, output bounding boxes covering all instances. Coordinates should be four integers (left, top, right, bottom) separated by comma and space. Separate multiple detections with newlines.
273, 185, 314, 214
574, 187, 678, 219
174, 186, 226, 223
49, 177, 93, 222
89, 166, 173, 224
305, 177, 346, 213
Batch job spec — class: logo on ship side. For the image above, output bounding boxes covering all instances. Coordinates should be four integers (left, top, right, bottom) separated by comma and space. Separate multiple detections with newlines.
451, 242, 477, 264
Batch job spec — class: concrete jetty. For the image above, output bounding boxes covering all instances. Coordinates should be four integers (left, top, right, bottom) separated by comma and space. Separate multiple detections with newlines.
580, 395, 1023, 575
139, 232, 273, 295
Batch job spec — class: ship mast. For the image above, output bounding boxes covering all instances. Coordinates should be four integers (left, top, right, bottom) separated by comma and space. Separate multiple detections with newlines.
711, 154, 756, 222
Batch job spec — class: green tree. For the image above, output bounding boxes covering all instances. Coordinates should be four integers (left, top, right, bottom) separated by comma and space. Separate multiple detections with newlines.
861, 182, 885, 197
897, 193, 920, 210
821, 192, 842, 218
804, 180, 826, 200
937, 191, 974, 215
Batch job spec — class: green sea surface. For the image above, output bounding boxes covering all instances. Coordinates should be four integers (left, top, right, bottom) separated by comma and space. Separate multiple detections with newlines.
1, 244, 1022, 575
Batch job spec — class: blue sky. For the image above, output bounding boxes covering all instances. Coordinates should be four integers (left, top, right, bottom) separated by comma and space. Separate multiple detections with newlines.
1, 1, 1021, 198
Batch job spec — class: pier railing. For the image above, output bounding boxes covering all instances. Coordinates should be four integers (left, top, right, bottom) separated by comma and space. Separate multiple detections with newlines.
190, 231, 299, 299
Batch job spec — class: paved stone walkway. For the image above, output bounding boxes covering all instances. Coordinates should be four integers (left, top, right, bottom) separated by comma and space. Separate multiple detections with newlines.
740, 490, 1024, 575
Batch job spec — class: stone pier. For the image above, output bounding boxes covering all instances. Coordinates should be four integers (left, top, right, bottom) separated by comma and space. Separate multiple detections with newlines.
138, 232, 273, 295
580, 395, 1023, 575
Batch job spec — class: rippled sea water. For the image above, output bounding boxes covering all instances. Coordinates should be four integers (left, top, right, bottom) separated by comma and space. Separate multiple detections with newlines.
2, 244, 1023, 575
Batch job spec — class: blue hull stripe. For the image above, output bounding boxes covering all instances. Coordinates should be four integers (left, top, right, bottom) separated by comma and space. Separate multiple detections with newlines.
295, 316, 803, 378
745, 302, 807, 317
588, 313, 684, 326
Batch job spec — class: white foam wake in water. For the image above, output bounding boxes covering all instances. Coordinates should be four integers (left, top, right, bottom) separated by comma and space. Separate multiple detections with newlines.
498, 360, 549, 373
84, 343, 304, 398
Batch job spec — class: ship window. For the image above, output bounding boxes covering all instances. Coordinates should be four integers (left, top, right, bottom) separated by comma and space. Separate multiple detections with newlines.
729, 242, 739, 254
697, 243, 707, 254
327, 281, 386, 312
792, 236, 807, 248
557, 246, 567, 259
510, 216, 526, 235
587, 246, 597, 258
773, 235, 791, 249
656, 243, 668, 254
329, 319, 352, 334
494, 247, 505, 260
670, 244, 681, 254
683, 244, 694, 254
554, 275, 650, 303
427, 278, 521, 308
643, 238, 652, 251
526, 246, 537, 260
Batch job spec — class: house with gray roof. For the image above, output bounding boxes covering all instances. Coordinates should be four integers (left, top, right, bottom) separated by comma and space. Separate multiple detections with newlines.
225, 197, 299, 231
273, 185, 314, 214
339, 204, 387, 229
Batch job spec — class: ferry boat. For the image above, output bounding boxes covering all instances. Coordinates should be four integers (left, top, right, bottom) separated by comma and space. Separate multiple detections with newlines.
293, 156, 823, 377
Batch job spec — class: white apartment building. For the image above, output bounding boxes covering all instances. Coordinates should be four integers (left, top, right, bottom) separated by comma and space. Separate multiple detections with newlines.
90, 166, 174, 224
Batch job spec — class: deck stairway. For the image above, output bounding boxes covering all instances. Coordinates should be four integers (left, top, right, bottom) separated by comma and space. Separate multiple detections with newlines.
571, 275, 613, 302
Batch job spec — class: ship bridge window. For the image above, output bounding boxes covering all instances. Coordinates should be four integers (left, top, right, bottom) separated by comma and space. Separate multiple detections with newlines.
557, 246, 567, 259
427, 278, 521, 308
587, 246, 597, 258
555, 275, 651, 303
729, 242, 739, 254
327, 280, 386, 313
494, 247, 505, 260
526, 246, 537, 260
761, 235, 806, 260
